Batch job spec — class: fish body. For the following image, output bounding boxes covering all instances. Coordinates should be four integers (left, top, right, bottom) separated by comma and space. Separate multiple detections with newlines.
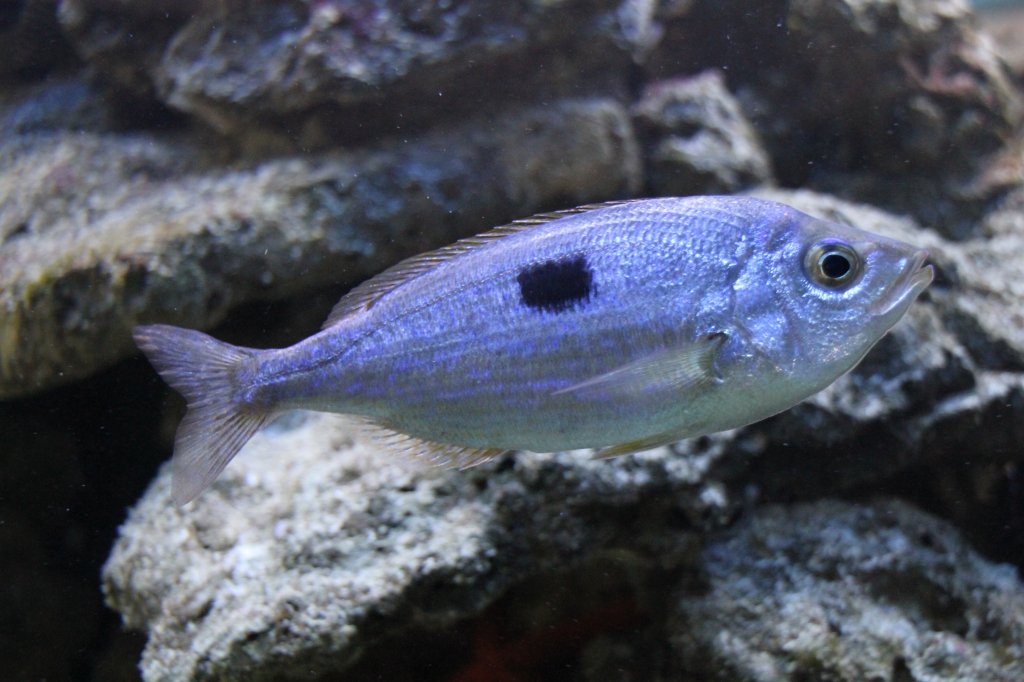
135, 196, 933, 504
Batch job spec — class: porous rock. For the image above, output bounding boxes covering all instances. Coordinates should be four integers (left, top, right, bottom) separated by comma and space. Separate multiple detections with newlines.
55, 0, 1023, 232
0, 74, 123, 136
632, 70, 774, 195
0, 96, 639, 398
104, 417, 1024, 681
672, 499, 1024, 682
102, 412, 725, 681
649, 0, 1023, 237
59, 0, 652, 146
980, 4, 1024, 80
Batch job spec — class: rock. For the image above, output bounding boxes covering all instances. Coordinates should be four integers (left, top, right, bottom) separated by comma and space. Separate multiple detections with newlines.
104, 427, 1024, 681
56, 0, 198, 104
48, 0, 1024, 224
0, 97, 640, 398
632, 70, 774, 195
672, 499, 1024, 681
0, 75, 123, 135
978, 4, 1024, 82
102, 411, 728, 681
941, 186, 1024, 371
59, 0, 653, 147
2, 0, 1021, 678
648, 0, 1023, 237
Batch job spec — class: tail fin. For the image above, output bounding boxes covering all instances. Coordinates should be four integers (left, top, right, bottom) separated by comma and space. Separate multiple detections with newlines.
133, 324, 268, 505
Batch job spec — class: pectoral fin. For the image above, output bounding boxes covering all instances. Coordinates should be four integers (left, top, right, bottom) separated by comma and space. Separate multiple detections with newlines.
553, 332, 727, 400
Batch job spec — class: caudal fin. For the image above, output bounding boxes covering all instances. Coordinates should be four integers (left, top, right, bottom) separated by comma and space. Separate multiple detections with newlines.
133, 324, 268, 505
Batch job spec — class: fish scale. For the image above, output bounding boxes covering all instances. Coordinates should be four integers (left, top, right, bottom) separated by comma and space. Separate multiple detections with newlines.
133, 196, 933, 504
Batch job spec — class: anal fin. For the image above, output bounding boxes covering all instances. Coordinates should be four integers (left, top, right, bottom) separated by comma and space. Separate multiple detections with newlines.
594, 432, 685, 458
359, 419, 511, 470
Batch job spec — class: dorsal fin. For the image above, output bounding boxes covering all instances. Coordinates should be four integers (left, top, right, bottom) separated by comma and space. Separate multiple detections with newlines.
321, 200, 638, 329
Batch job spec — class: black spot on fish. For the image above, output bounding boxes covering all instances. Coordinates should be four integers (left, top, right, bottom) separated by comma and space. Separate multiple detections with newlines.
517, 255, 594, 313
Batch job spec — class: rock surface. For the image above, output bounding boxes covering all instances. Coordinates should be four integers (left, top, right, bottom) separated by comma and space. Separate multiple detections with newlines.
58, 0, 649, 147
1, 0, 1022, 679
4, 0, 1020, 397
632, 70, 774, 195
980, 4, 1024, 80
104, 413, 1024, 681
672, 500, 1024, 681
0, 97, 639, 398
649, 0, 1023, 237
103, 412, 724, 681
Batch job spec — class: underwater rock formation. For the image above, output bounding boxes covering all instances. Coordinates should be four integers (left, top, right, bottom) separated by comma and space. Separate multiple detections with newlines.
632, 70, 775, 194
103, 412, 1024, 681
102, 411, 719, 680
672, 500, 1024, 681
3, 0, 1019, 398
0, 97, 638, 398
648, 0, 1023, 237
1, 0, 1023, 679
980, 4, 1024, 79
58, 0, 652, 147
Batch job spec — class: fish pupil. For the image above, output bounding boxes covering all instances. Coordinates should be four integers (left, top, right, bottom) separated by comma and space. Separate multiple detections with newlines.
821, 252, 852, 280
517, 255, 594, 313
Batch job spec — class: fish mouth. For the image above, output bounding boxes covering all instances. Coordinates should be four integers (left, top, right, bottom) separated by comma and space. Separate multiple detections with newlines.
871, 249, 934, 317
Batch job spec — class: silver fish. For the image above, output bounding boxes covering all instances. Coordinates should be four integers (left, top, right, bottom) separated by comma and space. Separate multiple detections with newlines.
134, 196, 933, 504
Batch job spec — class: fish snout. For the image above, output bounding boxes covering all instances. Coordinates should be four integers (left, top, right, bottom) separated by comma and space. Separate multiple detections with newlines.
870, 248, 934, 317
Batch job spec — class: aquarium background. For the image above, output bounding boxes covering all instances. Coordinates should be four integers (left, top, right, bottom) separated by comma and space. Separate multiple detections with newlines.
1, 1, 1023, 680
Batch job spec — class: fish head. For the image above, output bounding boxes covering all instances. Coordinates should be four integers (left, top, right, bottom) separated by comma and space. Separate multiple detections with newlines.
737, 208, 934, 388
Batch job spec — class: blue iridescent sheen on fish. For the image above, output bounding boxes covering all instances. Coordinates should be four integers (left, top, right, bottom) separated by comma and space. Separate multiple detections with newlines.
134, 196, 933, 504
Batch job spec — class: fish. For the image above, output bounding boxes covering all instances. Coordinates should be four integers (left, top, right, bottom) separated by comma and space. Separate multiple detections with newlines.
134, 196, 934, 505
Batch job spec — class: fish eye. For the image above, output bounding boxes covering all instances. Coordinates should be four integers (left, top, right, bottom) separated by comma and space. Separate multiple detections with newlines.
805, 241, 861, 289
